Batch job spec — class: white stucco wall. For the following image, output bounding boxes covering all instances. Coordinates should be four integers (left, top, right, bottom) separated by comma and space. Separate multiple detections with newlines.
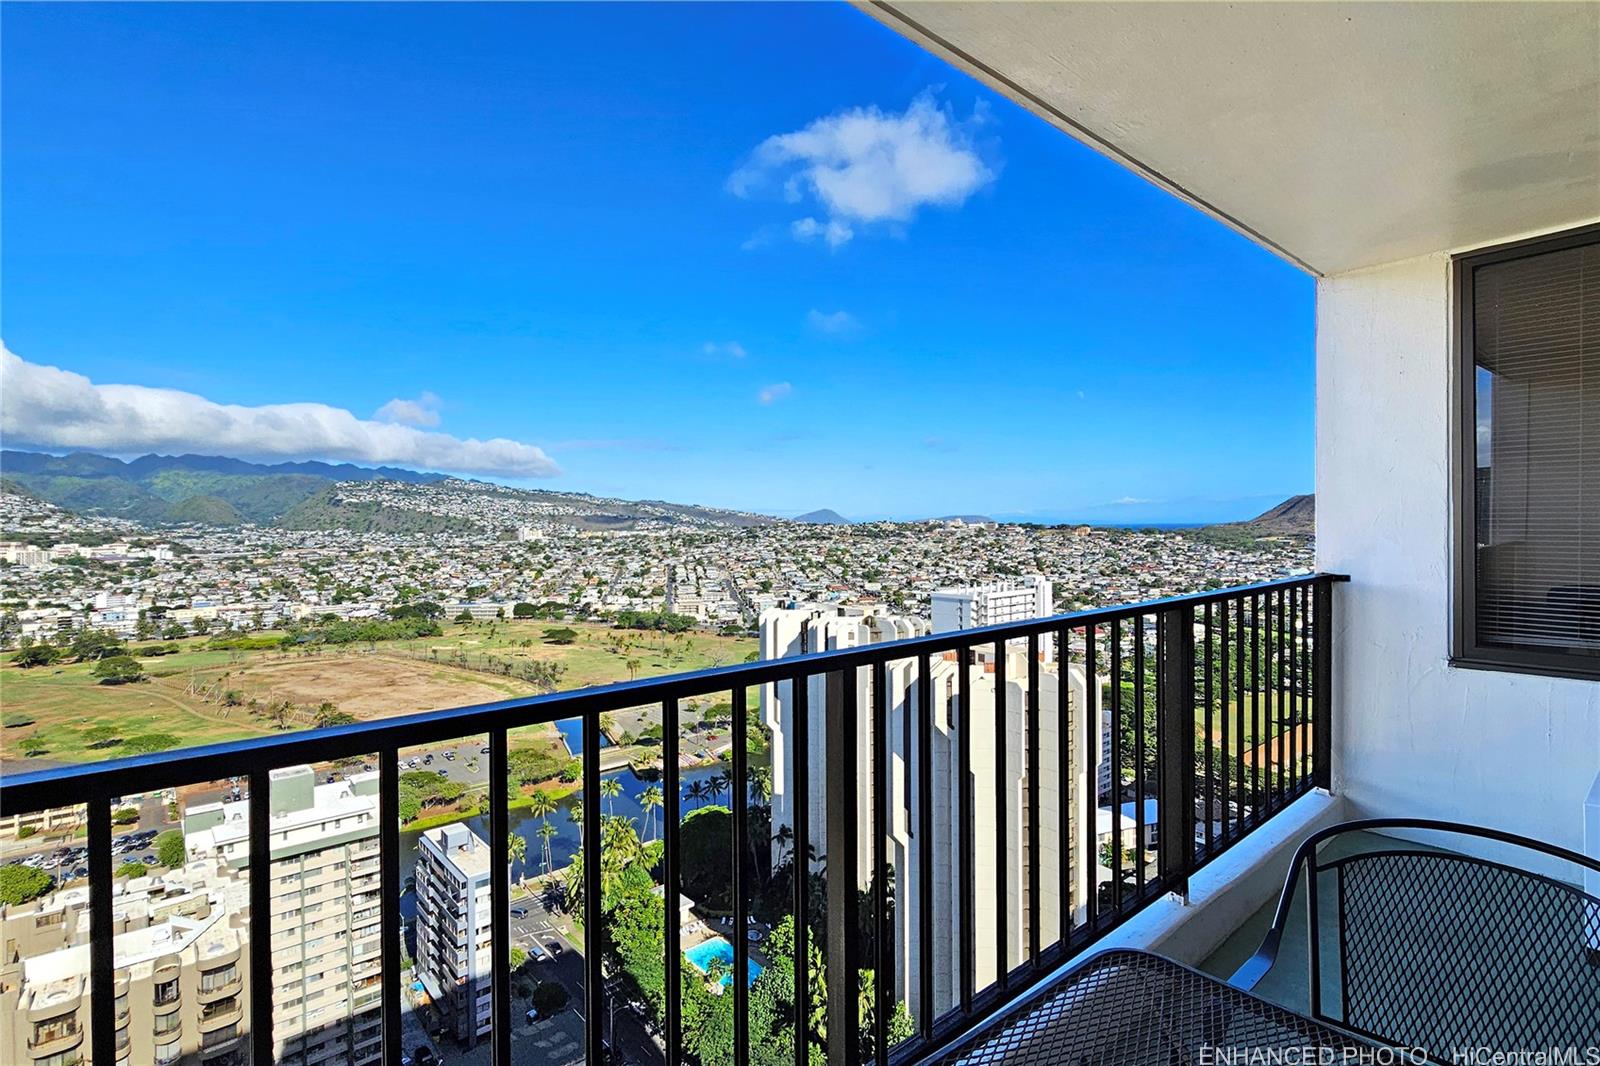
1315, 252, 1600, 857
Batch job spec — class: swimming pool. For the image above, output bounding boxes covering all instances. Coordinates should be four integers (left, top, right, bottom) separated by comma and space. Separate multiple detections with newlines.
684, 936, 761, 988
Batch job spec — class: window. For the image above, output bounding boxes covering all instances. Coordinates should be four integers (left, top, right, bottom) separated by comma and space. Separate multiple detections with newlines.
200, 963, 238, 992
31, 1014, 78, 1045
202, 1022, 240, 1048
1454, 224, 1600, 678
154, 977, 181, 1005
201, 995, 240, 1021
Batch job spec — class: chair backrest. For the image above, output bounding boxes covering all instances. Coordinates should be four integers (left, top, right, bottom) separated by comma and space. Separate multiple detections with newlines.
1234, 818, 1600, 1052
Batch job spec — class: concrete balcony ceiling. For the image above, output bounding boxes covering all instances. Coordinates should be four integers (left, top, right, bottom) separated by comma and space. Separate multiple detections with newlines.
863, 1, 1600, 274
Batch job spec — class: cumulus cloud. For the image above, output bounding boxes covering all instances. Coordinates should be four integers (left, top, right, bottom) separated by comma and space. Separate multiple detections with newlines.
807, 309, 860, 336
0, 346, 561, 479
374, 391, 442, 427
757, 382, 793, 405
702, 341, 748, 359
731, 92, 994, 247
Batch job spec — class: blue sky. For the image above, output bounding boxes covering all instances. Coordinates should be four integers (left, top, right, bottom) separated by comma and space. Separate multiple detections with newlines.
1, 2, 1314, 523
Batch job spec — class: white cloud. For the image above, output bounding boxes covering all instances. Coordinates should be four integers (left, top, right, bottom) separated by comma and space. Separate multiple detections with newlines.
1110, 496, 1154, 506
790, 217, 853, 248
806, 309, 860, 336
374, 391, 442, 427
731, 92, 994, 246
701, 341, 748, 359
757, 382, 793, 405
0, 346, 561, 479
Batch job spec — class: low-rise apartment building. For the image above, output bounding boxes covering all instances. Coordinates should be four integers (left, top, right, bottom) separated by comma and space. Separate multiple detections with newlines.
0, 860, 250, 1066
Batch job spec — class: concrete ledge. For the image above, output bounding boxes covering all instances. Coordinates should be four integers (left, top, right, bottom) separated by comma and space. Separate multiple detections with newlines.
1069, 789, 1349, 968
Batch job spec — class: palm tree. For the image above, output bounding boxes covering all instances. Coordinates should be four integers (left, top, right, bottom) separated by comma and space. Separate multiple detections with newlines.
564, 852, 585, 914
747, 765, 772, 805
528, 789, 558, 823
624, 657, 642, 680
507, 831, 527, 880
536, 821, 558, 875
599, 777, 622, 815
638, 785, 664, 840
568, 801, 585, 849
707, 772, 730, 804
773, 823, 795, 862
685, 780, 708, 810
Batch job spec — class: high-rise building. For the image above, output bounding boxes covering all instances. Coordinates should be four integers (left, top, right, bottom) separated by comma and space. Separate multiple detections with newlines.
931, 576, 1054, 634
413, 824, 493, 1046
0, 859, 251, 1066
759, 603, 1103, 1021
184, 765, 385, 1066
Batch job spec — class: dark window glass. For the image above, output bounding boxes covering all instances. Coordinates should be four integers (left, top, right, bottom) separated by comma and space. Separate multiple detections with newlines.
1457, 227, 1600, 676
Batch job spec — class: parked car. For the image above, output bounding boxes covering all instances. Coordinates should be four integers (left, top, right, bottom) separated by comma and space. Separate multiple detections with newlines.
510, 907, 529, 919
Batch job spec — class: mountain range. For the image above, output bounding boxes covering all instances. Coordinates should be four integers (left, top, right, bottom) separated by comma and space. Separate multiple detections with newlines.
1, 449, 1313, 535
0, 450, 772, 531
1, 450, 445, 526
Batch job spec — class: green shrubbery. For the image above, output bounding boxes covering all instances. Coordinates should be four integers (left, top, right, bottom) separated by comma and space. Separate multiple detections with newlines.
284, 616, 443, 647
156, 831, 186, 867
0, 865, 52, 905
610, 609, 696, 633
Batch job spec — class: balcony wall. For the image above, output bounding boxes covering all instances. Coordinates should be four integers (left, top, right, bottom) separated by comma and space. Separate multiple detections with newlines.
1316, 247, 1600, 861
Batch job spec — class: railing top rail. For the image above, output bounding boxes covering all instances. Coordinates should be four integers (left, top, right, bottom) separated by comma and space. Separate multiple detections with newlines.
0, 572, 1345, 815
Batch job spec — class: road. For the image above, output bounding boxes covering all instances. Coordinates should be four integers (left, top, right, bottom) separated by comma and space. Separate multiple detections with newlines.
508, 881, 665, 1066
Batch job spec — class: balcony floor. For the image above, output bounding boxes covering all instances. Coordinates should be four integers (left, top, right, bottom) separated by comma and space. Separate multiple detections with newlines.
1195, 830, 1455, 1014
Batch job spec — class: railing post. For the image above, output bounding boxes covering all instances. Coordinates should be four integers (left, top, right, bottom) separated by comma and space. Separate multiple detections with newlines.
1313, 579, 1335, 793
88, 794, 115, 1066
1157, 606, 1196, 900
489, 727, 511, 1066
825, 668, 860, 1066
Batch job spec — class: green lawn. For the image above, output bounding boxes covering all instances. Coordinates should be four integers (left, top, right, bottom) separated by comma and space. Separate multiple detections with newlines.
1, 621, 757, 766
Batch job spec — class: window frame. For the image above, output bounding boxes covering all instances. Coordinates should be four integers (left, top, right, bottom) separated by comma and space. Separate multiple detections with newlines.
1450, 221, 1600, 681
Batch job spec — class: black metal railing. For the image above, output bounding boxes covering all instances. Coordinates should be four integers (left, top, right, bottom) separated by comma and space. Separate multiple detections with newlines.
0, 573, 1344, 1066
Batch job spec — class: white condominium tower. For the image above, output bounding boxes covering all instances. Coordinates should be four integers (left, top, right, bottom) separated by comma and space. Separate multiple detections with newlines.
183, 765, 385, 1066
759, 602, 1103, 1022
931, 575, 1054, 634
413, 824, 493, 1047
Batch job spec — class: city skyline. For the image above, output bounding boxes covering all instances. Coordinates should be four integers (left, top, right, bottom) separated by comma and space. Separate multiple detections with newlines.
2, 3, 1314, 523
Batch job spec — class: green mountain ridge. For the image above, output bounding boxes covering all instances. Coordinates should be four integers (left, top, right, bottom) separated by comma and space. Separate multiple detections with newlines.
276, 485, 465, 534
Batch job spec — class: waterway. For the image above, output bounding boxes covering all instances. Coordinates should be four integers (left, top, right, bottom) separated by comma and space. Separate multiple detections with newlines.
396, 762, 740, 918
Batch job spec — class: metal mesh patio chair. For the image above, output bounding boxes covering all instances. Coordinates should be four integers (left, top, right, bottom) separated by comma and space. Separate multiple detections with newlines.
1233, 818, 1600, 1054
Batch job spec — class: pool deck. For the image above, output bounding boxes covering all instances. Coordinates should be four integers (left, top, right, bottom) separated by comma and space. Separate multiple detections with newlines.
681, 920, 770, 984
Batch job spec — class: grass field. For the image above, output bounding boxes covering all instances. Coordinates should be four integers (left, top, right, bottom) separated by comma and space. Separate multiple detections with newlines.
0, 620, 756, 765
